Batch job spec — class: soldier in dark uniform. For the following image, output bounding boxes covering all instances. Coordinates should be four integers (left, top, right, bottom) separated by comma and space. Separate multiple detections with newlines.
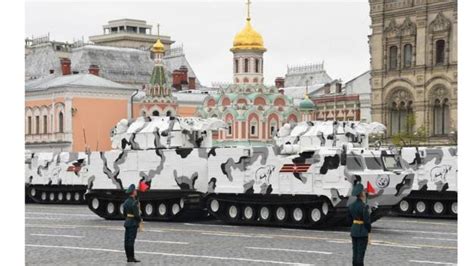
123, 184, 142, 263
348, 183, 371, 266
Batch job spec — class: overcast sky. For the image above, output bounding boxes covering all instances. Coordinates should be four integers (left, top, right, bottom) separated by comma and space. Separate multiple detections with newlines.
25, 0, 371, 86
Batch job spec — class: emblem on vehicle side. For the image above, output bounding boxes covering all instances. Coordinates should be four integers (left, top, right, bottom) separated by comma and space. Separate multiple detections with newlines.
375, 175, 390, 188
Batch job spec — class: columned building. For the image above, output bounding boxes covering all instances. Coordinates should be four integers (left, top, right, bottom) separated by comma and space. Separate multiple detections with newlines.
369, 0, 457, 142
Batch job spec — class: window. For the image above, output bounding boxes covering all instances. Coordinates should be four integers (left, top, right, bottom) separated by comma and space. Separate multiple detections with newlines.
389, 46, 398, 70
43, 115, 47, 134
58, 112, 64, 133
382, 155, 402, 170
433, 98, 449, 135
235, 59, 239, 73
365, 157, 383, 170
244, 58, 249, 73
152, 110, 159, 116
227, 125, 232, 136
35, 116, 40, 134
251, 125, 256, 135
403, 44, 412, 68
166, 110, 172, 117
270, 126, 276, 136
435, 39, 445, 65
27, 116, 32, 135
390, 101, 413, 135
346, 155, 365, 171
255, 59, 259, 73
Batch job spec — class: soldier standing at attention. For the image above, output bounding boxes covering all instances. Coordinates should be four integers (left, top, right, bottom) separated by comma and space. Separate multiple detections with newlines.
348, 183, 371, 266
123, 184, 142, 263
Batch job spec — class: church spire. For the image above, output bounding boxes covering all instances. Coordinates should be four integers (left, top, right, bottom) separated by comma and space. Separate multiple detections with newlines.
246, 0, 251, 21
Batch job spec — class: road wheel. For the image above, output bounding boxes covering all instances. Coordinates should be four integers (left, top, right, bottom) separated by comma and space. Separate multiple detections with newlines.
310, 206, 322, 223
144, 202, 154, 217
415, 200, 428, 214
30, 188, 36, 197
275, 207, 287, 222
106, 202, 115, 215
171, 202, 181, 215
450, 201, 457, 215
227, 204, 240, 220
243, 206, 255, 221
91, 198, 100, 210
74, 192, 81, 202
209, 199, 220, 213
322, 201, 330, 216
41, 192, 47, 201
398, 200, 412, 214
158, 203, 167, 217
49, 192, 55, 201
292, 207, 305, 223
259, 206, 271, 222
432, 201, 445, 215
66, 192, 72, 201
58, 192, 64, 201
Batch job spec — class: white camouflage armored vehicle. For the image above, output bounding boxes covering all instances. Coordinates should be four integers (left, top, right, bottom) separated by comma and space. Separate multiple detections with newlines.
394, 146, 457, 218
205, 121, 414, 227
25, 149, 91, 204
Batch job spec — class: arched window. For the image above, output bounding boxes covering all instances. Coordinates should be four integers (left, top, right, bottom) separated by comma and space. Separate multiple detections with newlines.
433, 98, 449, 135
152, 110, 159, 116
35, 116, 40, 134
403, 44, 412, 68
228, 124, 232, 135
166, 110, 172, 117
43, 115, 48, 134
27, 116, 32, 135
244, 58, 249, 73
435, 39, 445, 65
390, 101, 413, 135
58, 112, 64, 133
255, 59, 259, 73
389, 46, 398, 70
234, 59, 239, 73
250, 125, 256, 136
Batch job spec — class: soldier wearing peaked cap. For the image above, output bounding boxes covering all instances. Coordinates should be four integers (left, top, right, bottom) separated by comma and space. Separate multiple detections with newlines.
123, 184, 142, 263
348, 183, 372, 266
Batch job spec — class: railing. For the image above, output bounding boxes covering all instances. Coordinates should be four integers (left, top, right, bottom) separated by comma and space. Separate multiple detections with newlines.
25, 133, 70, 143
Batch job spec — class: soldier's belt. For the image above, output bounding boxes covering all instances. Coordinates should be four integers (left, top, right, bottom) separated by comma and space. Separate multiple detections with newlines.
126, 214, 135, 218
353, 220, 364, 225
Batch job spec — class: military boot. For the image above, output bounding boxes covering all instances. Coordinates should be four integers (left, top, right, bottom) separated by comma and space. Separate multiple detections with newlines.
130, 246, 140, 263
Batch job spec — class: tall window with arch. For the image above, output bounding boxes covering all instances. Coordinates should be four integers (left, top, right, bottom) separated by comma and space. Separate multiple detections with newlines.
27, 116, 32, 135
433, 98, 449, 135
390, 101, 413, 135
255, 59, 259, 73
403, 44, 412, 68
234, 59, 239, 73
389, 46, 398, 70
58, 112, 64, 133
152, 110, 160, 116
35, 116, 40, 134
43, 115, 48, 134
435, 39, 445, 65
244, 58, 249, 73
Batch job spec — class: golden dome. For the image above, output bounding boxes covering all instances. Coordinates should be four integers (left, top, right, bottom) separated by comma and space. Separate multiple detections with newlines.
151, 38, 165, 53
231, 19, 266, 52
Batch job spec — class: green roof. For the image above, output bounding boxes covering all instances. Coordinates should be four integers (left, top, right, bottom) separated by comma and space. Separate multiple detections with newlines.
149, 65, 167, 86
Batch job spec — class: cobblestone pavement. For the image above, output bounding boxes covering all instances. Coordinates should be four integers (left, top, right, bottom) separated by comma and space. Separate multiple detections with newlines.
25, 204, 457, 265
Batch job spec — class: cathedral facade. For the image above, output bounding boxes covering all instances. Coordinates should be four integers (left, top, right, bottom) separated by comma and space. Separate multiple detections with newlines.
369, 0, 457, 142
197, 1, 300, 145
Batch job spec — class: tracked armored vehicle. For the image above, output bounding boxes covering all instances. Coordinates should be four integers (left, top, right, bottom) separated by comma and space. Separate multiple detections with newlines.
84, 116, 227, 221
205, 121, 414, 227
394, 146, 457, 218
25, 150, 90, 204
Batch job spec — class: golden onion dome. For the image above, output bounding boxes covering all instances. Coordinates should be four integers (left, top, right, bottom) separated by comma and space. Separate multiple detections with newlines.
231, 19, 266, 52
151, 38, 165, 53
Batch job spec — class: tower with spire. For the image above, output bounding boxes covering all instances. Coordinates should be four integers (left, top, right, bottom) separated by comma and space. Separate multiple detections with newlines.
231, 0, 266, 85
139, 38, 178, 117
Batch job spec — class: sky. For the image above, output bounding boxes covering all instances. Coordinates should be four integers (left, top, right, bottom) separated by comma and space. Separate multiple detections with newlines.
25, 0, 371, 86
